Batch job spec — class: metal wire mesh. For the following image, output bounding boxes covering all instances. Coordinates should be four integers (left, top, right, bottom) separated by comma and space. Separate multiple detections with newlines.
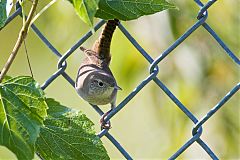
2, 0, 239, 159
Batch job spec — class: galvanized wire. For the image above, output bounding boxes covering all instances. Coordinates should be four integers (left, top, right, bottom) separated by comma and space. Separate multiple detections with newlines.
1, 0, 239, 159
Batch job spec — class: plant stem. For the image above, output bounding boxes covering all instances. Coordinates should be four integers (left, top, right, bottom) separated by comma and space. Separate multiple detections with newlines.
31, 0, 57, 25
0, 0, 39, 82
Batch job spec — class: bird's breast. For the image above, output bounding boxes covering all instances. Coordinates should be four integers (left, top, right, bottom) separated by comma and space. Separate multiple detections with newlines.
75, 63, 117, 105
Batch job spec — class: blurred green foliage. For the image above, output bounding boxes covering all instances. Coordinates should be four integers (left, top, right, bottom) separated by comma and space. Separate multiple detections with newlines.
0, 0, 239, 159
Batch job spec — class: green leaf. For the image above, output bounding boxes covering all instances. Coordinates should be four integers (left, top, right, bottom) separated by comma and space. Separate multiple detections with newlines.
0, 76, 48, 160
36, 98, 110, 160
70, 0, 100, 27
67, 0, 73, 3
1, 75, 12, 82
0, 0, 13, 28
95, 0, 176, 20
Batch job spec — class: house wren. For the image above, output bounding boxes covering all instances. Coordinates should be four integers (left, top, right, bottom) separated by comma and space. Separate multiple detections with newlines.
75, 19, 121, 129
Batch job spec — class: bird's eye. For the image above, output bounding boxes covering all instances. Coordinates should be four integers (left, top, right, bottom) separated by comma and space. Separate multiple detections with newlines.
98, 81, 104, 87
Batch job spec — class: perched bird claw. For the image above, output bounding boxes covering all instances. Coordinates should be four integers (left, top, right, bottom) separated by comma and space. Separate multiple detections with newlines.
100, 110, 112, 129
100, 120, 111, 130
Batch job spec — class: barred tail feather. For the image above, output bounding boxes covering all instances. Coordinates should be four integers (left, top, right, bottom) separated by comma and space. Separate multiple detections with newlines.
92, 19, 119, 63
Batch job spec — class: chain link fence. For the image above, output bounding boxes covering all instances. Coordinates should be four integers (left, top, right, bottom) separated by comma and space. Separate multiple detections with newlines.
1, 0, 239, 159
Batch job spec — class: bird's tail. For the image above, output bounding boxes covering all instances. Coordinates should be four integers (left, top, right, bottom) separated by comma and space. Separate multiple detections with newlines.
92, 19, 119, 64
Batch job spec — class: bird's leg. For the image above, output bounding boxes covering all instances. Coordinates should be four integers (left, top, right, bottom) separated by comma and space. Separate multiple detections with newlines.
100, 109, 112, 129
100, 101, 116, 129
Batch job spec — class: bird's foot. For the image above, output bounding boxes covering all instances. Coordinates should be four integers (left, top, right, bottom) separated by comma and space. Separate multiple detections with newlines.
100, 110, 112, 129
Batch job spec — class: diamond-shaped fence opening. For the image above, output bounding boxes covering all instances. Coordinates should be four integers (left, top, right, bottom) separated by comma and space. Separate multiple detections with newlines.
1, 0, 239, 159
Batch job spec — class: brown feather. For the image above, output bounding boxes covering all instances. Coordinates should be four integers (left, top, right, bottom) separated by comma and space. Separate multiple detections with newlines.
92, 19, 119, 65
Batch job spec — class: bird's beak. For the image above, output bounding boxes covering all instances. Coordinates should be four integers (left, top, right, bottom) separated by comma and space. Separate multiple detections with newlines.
114, 85, 122, 90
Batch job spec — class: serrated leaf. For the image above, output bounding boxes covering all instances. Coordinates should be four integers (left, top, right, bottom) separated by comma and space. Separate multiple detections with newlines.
95, 0, 176, 20
70, 0, 100, 27
1, 75, 12, 82
0, 76, 48, 160
36, 98, 110, 160
0, 0, 13, 28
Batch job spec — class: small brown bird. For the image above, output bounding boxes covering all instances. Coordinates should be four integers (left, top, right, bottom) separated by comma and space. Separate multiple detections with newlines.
75, 19, 121, 129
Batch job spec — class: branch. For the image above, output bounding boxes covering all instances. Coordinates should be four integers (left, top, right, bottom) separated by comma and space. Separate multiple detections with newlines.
0, 0, 39, 82
31, 0, 57, 25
